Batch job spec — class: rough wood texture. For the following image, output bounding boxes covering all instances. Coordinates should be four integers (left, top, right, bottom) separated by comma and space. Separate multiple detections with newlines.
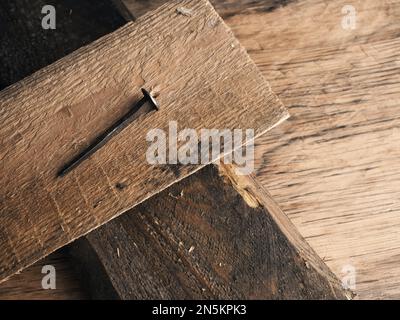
3, 0, 398, 300
9, 0, 397, 300
0, 250, 87, 300
123, 0, 293, 20
0, 0, 340, 300
69, 164, 350, 300
0, 0, 288, 283
220, 0, 400, 299
0, 0, 127, 299
131, 0, 400, 300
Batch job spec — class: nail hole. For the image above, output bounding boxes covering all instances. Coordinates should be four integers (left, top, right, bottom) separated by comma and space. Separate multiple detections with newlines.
115, 182, 127, 191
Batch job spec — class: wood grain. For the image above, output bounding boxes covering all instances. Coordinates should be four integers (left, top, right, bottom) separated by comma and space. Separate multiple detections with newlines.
3, 0, 398, 300
69, 164, 350, 300
123, 0, 294, 20
217, 0, 400, 299
0, 0, 128, 299
3, 0, 338, 300
0, 0, 287, 283
0, 250, 87, 300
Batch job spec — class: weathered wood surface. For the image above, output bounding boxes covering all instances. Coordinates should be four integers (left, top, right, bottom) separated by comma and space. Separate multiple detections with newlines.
69, 164, 350, 300
0, 0, 127, 90
124, 0, 400, 299
123, 0, 292, 20
0, 0, 343, 300
0, 0, 287, 284
0, 0, 128, 299
5, 0, 397, 300
223, 0, 400, 300
0, 250, 86, 300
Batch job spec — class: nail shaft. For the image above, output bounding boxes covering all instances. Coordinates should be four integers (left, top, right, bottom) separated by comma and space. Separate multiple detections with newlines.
58, 89, 159, 177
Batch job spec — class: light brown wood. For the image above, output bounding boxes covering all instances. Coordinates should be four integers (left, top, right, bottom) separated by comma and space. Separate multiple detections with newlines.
0, 0, 287, 284
217, 0, 400, 299
0, 251, 86, 300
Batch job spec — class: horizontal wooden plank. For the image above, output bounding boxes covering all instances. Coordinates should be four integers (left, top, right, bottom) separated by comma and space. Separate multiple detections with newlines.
0, 0, 287, 283
69, 164, 350, 300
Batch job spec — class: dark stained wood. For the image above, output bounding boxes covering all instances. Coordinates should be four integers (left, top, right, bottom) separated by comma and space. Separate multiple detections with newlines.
0, 250, 87, 300
69, 164, 351, 299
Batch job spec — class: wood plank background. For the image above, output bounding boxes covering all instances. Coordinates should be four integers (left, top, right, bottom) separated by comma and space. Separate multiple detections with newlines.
1, 0, 400, 299
0, 0, 287, 284
231, 0, 400, 300
98, 0, 400, 300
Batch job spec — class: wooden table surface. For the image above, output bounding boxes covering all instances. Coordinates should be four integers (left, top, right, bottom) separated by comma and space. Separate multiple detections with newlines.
1, 0, 400, 300
238, 0, 400, 300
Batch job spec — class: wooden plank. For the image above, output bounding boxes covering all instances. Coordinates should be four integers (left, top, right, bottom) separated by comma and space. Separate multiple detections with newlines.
0, 250, 87, 300
69, 164, 350, 299
124, 0, 400, 299
0, 0, 128, 90
215, 0, 400, 299
0, 0, 331, 299
66, 0, 347, 300
0, 0, 288, 283
0, 0, 129, 299
0, 0, 348, 300
6, 0, 396, 300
